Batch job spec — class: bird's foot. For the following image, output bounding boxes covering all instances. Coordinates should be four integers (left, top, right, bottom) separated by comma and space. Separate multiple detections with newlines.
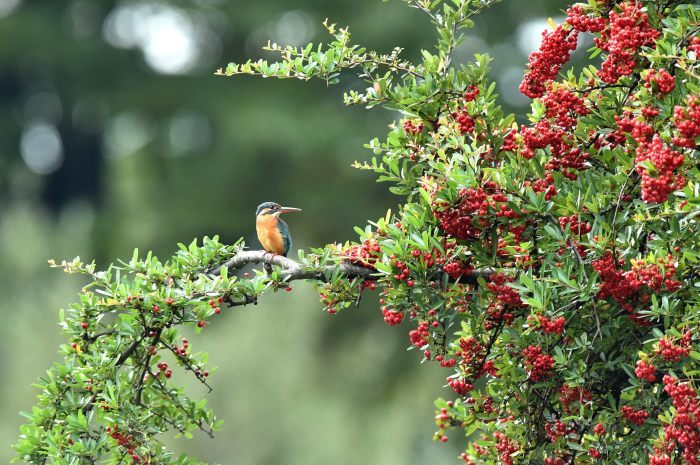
263, 252, 278, 275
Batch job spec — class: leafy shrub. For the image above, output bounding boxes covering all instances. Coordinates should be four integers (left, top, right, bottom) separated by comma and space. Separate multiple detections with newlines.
16, 1, 700, 464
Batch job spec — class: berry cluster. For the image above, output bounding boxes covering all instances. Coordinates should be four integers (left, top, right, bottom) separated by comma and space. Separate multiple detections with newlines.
409, 321, 430, 348
642, 105, 660, 119
488, 273, 524, 311
456, 110, 475, 134
433, 185, 516, 240
690, 36, 700, 55
520, 25, 578, 98
539, 315, 566, 334
208, 297, 223, 315
403, 119, 424, 136
479, 359, 498, 378
500, 129, 518, 153
522, 345, 554, 382
635, 134, 685, 203
410, 247, 436, 267
559, 384, 592, 414
464, 396, 495, 418
545, 419, 574, 443
566, 5, 605, 33
156, 361, 173, 379
389, 257, 413, 283
595, 1, 659, 84
434, 405, 453, 443
344, 238, 381, 268
521, 120, 588, 179
433, 187, 487, 239
493, 431, 520, 465
656, 330, 692, 362
621, 405, 649, 425
645, 69, 675, 94
672, 95, 700, 149
319, 291, 338, 314
381, 307, 404, 326
635, 359, 657, 382
463, 85, 480, 102
436, 354, 457, 368
448, 377, 474, 397
519, 87, 590, 177
594, 423, 606, 436
541, 88, 589, 129
173, 338, 189, 356
660, 375, 700, 464
106, 425, 143, 463
615, 111, 655, 144
592, 252, 681, 319
558, 215, 591, 236
457, 337, 487, 377
443, 260, 474, 279
525, 172, 558, 200
451, 88, 479, 134
544, 456, 566, 465
649, 450, 671, 465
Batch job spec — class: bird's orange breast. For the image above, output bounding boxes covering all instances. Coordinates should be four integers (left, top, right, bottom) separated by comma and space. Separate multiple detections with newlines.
256, 215, 286, 255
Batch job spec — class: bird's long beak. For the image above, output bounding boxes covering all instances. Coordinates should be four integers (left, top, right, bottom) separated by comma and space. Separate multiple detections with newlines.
278, 206, 302, 213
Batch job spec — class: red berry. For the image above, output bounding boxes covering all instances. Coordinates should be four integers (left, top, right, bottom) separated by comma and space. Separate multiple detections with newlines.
522, 345, 554, 382
635, 360, 657, 382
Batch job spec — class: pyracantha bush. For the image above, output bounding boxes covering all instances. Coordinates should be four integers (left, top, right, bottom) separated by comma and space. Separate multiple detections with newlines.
16, 0, 700, 464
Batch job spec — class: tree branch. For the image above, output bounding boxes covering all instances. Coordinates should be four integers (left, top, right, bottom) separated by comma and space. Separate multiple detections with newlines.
83, 335, 143, 413
213, 249, 495, 284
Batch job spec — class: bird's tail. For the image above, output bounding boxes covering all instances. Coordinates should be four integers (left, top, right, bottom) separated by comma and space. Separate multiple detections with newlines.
264, 262, 273, 274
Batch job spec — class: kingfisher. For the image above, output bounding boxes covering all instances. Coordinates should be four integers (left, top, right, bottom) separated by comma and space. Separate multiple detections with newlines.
255, 202, 301, 270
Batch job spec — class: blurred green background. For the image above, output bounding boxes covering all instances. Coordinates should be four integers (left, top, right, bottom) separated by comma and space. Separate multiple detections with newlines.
1, 0, 578, 463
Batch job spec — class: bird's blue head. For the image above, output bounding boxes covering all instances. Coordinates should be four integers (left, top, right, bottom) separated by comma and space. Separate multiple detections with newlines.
256, 202, 302, 216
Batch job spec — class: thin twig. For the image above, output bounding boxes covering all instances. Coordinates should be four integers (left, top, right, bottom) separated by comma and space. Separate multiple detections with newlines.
355, 280, 364, 308
147, 368, 216, 438
83, 335, 144, 413
160, 340, 213, 392
134, 329, 162, 405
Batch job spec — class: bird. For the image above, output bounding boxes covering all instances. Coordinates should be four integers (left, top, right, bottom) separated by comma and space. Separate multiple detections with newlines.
255, 202, 301, 272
